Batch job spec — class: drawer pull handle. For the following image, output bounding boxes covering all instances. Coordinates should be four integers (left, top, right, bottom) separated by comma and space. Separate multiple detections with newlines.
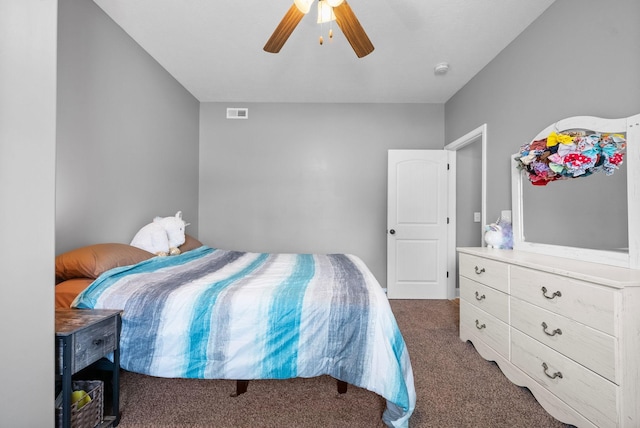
542, 362, 563, 380
92, 339, 104, 346
541, 286, 562, 300
475, 319, 486, 330
541, 322, 562, 337
475, 291, 486, 301
474, 266, 485, 275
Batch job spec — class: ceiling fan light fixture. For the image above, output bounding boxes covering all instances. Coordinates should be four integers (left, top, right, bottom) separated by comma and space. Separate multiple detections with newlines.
317, 0, 336, 23
326, 0, 344, 7
293, 0, 313, 14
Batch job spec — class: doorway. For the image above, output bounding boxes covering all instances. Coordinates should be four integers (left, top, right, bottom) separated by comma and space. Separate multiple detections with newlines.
445, 124, 487, 296
386, 125, 486, 299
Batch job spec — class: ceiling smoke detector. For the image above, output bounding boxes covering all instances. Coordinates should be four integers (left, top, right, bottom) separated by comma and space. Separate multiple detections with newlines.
434, 62, 450, 75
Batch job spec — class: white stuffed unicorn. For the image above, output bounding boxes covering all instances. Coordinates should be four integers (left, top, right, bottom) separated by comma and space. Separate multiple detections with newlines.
483, 217, 513, 249
130, 211, 189, 256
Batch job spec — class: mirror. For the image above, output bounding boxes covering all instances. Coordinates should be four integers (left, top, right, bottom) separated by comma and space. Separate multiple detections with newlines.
521, 146, 627, 251
512, 114, 640, 269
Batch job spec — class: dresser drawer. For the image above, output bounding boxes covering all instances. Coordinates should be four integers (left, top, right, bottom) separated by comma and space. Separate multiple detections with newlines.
510, 266, 615, 335
459, 253, 509, 293
460, 299, 509, 358
511, 329, 616, 428
460, 276, 509, 323
57, 316, 118, 374
510, 297, 616, 383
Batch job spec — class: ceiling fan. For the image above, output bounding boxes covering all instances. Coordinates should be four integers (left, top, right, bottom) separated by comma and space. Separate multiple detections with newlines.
264, 0, 374, 58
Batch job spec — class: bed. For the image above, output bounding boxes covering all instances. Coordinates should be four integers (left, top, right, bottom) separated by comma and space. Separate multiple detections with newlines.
55, 237, 416, 427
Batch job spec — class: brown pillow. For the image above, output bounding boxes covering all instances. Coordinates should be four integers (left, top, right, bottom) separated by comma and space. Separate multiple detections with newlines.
55, 243, 154, 283
55, 278, 94, 308
179, 234, 204, 253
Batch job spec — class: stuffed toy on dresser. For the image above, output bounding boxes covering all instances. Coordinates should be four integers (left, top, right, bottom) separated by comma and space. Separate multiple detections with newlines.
483, 218, 513, 249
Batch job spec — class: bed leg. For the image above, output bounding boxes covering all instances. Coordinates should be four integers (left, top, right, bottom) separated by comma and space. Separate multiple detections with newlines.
231, 380, 249, 397
337, 380, 348, 394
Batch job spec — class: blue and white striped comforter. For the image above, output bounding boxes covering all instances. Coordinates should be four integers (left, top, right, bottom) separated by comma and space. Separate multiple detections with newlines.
73, 246, 415, 427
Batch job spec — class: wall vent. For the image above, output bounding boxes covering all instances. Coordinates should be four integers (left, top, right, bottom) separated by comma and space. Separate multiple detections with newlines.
226, 108, 248, 119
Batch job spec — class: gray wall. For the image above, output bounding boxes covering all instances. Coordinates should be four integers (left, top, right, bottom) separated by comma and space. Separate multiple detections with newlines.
199, 103, 444, 285
0, 1, 57, 426
56, 0, 200, 255
446, 0, 640, 226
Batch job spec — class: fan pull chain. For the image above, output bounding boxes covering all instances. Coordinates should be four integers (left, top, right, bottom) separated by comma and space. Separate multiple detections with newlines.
319, 23, 333, 45
317, 2, 334, 46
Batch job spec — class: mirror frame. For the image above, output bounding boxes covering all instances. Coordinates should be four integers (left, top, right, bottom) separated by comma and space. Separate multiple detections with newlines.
511, 113, 640, 269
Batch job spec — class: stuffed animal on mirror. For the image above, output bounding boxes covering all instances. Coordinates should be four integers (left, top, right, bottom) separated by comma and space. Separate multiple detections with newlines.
130, 211, 189, 256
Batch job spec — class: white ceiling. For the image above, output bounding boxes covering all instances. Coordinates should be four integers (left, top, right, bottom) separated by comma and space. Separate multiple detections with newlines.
92, 0, 556, 104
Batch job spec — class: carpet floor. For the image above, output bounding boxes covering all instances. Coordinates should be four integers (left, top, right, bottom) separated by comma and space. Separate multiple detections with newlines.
113, 299, 574, 427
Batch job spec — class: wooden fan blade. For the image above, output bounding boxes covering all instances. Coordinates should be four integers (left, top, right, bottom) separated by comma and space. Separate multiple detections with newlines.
264, 4, 306, 53
333, 1, 374, 58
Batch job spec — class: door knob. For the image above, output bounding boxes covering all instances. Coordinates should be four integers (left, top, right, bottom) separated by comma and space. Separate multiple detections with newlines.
389, 229, 396, 235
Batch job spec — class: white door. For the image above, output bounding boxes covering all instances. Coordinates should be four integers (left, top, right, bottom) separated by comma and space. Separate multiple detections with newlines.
387, 150, 450, 299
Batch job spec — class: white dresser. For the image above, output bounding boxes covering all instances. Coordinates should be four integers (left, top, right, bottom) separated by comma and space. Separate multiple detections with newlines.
458, 247, 640, 428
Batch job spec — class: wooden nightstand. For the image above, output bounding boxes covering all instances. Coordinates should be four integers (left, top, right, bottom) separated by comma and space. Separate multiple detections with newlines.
56, 309, 122, 428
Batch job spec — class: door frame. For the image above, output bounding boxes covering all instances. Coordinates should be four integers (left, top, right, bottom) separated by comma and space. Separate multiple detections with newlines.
444, 124, 487, 298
